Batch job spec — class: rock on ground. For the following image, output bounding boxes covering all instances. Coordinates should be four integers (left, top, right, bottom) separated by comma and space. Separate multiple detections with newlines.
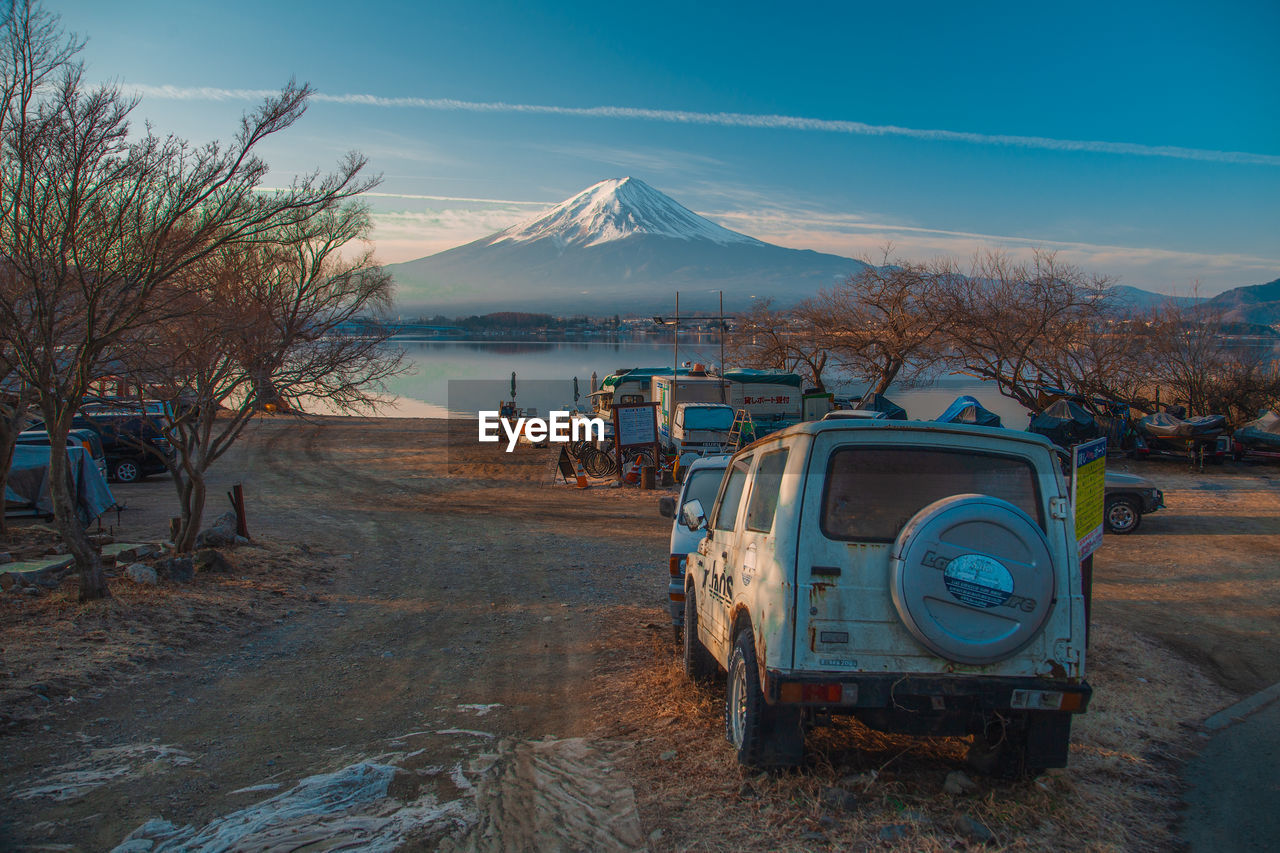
125, 563, 158, 586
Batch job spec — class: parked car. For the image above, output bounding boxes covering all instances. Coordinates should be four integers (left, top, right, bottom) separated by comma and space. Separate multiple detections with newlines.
680, 419, 1091, 776
29, 407, 172, 483
1103, 472, 1164, 534
657, 455, 731, 639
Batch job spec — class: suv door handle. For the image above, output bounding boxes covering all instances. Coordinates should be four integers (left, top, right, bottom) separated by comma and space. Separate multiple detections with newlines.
721, 551, 728, 559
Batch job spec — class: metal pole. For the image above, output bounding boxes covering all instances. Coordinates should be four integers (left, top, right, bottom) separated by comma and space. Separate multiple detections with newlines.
719, 289, 725, 403
672, 291, 679, 444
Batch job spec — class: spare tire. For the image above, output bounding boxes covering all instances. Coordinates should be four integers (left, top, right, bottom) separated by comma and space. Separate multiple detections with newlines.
889, 494, 1055, 665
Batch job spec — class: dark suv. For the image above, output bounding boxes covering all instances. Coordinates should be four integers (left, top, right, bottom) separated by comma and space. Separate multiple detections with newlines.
30, 405, 172, 483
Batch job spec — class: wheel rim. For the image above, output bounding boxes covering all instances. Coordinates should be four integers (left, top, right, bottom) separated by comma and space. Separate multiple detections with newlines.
729, 654, 747, 747
1108, 502, 1135, 531
117, 462, 138, 481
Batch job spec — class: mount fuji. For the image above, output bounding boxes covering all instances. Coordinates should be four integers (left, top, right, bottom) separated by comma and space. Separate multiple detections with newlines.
386, 178, 869, 314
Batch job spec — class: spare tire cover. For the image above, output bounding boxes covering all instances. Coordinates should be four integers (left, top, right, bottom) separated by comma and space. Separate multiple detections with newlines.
890, 494, 1055, 665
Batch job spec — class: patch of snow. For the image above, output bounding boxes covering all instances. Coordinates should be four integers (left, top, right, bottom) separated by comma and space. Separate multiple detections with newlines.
457, 703, 502, 716
228, 783, 282, 795
14, 743, 194, 802
113, 762, 473, 853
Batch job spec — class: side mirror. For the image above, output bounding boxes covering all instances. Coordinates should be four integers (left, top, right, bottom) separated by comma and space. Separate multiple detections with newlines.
681, 499, 707, 531
657, 496, 676, 518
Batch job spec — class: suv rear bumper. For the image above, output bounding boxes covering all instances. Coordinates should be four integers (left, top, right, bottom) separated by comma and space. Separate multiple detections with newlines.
764, 670, 1092, 714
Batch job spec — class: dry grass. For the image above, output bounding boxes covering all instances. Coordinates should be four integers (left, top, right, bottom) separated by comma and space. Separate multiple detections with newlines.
0, 527, 337, 729
590, 606, 1233, 851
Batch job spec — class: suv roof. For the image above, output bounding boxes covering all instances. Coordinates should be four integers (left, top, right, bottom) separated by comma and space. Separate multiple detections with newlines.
742, 418, 1055, 453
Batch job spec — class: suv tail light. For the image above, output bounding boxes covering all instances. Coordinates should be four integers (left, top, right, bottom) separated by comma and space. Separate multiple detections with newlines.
779, 682, 854, 704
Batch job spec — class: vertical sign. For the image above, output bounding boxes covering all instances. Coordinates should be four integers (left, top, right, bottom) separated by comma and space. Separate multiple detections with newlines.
1071, 437, 1107, 559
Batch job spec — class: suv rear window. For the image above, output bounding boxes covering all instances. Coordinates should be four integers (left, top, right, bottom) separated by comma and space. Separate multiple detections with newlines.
821, 446, 1043, 542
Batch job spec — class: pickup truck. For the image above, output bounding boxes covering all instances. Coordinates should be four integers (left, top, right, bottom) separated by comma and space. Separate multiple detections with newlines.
680, 419, 1091, 776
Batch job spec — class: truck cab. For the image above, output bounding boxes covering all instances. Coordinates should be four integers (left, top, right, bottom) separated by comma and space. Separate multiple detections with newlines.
669, 402, 736, 459
681, 420, 1091, 775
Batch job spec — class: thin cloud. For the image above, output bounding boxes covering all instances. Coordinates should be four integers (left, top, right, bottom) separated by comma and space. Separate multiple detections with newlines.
710, 207, 1280, 270
361, 191, 547, 206
131, 84, 1280, 167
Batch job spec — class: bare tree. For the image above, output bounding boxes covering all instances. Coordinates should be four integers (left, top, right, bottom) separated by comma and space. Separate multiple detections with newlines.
129, 206, 402, 551
0, 2, 376, 598
1033, 311, 1161, 414
1143, 297, 1280, 423
724, 298, 831, 389
0, 343, 36, 537
806, 252, 950, 394
0, 1, 78, 531
936, 249, 1114, 415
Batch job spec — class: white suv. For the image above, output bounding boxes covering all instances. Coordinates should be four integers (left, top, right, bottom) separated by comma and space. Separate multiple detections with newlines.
681, 420, 1092, 775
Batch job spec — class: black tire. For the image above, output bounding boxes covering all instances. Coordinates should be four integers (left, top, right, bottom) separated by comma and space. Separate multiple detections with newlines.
1104, 496, 1141, 534
582, 447, 614, 478
683, 588, 717, 683
623, 448, 655, 470
724, 625, 803, 768
112, 458, 141, 483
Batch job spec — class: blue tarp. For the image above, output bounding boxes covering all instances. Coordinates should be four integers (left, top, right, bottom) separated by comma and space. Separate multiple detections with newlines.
856, 393, 908, 420
721, 369, 804, 388
1029, 400, 1100, 447
5, 445, 114, 523
600, 367, 694, 390
935, 395, 1003, 428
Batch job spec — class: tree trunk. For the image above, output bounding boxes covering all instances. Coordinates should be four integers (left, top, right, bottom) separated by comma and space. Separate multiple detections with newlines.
0, 400, 28, 537
44, 416, 109, 600
875, 358, 904, 395
0, 428, 15, 538
175, 472, 207, 553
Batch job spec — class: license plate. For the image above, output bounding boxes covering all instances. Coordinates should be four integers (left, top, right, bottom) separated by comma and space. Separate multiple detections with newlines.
1010, 689, 1064, 710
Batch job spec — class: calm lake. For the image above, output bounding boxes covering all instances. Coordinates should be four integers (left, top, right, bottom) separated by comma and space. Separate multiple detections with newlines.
375, 337, 1038, 427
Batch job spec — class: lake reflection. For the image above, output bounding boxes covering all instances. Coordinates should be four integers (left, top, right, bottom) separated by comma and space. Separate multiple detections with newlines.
376, 337, 1037, 426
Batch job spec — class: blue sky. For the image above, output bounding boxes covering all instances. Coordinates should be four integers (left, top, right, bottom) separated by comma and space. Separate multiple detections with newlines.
55, 0, 1280, 295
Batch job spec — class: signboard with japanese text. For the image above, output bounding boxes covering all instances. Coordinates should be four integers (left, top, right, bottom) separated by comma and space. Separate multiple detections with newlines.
613, 402, 658, 449
1071, 437, 1107, 559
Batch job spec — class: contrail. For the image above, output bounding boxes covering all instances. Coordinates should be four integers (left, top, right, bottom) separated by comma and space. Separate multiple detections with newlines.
131, 85, 1280, 168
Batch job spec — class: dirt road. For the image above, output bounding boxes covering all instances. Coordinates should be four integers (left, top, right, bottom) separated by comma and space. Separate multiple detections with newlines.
1, 417, 669, 850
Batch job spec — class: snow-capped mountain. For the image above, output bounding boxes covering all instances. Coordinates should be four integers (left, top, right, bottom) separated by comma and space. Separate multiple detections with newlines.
486, 177, 765, 250
387, 178, 867, 314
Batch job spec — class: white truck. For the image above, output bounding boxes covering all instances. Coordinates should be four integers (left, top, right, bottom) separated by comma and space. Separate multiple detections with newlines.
679, 419, 1092, 775
666, 402, 737, 468
651, 373, 728, 444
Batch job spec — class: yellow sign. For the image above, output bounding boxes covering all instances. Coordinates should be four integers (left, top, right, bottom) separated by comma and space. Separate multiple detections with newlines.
1072, 438, 1107, 558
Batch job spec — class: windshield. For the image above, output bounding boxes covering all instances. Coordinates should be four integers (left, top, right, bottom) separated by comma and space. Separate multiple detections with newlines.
683, 407, 734, 431
682, 467, 726, 514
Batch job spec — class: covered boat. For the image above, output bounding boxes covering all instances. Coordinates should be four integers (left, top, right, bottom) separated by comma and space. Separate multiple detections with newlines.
934, 395, 1002, 428
1029, 399, 1102, 447
1138, 411, 1226, 440
855, 392, 907, 420
5, 445, 114, 523
1234, 411, 1280, 450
